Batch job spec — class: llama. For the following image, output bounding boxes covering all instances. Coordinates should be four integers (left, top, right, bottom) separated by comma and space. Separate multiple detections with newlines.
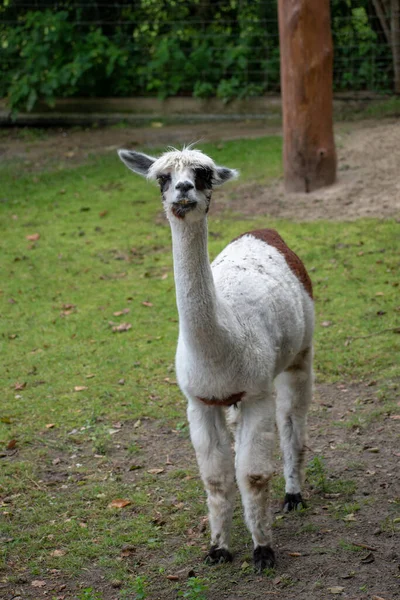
118, 146, 314, 572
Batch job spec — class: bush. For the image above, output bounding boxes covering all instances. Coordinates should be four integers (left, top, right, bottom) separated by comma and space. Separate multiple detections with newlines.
0, 9, 128, 113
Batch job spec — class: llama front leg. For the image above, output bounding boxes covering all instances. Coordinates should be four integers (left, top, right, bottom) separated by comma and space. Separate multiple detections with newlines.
187, 398, 236, 564
235, 395, 276, 572
275, 347, 313, 512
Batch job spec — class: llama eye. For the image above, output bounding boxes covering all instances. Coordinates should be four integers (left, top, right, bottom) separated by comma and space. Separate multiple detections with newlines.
194, 167, 213, 191
157, 174, 171, 190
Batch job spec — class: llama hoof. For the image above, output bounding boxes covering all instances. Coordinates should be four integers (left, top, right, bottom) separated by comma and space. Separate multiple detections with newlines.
204, 545, 233, 565
253, 545, 275, 572
283, 492, 306, 513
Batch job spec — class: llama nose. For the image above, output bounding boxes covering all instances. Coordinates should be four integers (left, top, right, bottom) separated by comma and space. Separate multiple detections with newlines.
175, 181, 194, 193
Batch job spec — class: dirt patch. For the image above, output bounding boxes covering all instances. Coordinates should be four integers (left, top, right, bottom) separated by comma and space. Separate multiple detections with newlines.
3, 382, 399, 600
216, 119, 400, 221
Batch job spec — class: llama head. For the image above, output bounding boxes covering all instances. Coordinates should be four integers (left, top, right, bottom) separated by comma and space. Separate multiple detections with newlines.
118, 146, 238, 222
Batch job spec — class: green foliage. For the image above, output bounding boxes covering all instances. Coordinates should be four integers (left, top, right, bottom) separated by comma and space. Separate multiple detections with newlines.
178, 577, 209, 600
0, 0, 395, 112
133, 576, 148, 600
0, 9, 128, 113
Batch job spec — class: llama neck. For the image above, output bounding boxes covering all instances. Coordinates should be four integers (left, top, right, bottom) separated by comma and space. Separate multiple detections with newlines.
170, 218, 220, 345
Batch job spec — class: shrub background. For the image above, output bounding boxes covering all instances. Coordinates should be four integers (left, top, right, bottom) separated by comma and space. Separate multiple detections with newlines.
0, 0, 393, 113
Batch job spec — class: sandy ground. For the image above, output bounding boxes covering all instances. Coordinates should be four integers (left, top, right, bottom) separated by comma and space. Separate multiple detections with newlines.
217, 119, 400, 221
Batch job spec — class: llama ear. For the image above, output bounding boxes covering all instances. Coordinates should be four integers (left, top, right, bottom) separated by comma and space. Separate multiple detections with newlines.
118, 149, 156, 177
214, 166, 239, 186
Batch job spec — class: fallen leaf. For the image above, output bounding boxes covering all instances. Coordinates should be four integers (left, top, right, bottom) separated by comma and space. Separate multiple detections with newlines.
340, 571, 355, 579
108, 499, 131, 509
118, 378, 125, 385
129, 464, 143, 471
45, 423, 55, 429
74, 386, 87, 392
26, 233, 40, 241
166, 575, 179, 581
31, 580, 46, 587
327, 587, 344, 594
14, 381, 26, 390
241, 561, 250, 569
65, 151, 75, 158
389, 415, 400, 420
133, 419, 141, 428
147, 468, 164, 475
113, 308, 130, 316
375, 292, 384, 296
112, 322, 132, 333
344, 513, 356, 521
360, 551, 374, 564
288, 552, 302, 557
371, 596, 386, 600
86, 374, 95, 379
142, 301, 153, 307
7, 439, 17, 450
120, 545, 135, 557
50, 549, 66, 557
62, 303, 76, 310
368, 447, 380, 453
321, 321, 332, 327
52, 458, 61, 465
99, 210, 108, 217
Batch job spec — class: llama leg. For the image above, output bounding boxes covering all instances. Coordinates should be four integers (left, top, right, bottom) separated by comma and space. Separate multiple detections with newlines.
275, 347, 313, 512
235, 395, 276, 572
187, 398, 236, 564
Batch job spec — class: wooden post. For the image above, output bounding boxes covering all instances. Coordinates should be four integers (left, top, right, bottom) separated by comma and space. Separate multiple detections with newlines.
278, 0, 337, 192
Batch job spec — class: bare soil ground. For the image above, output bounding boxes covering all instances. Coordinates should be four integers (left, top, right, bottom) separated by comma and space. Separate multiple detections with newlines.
217, 119, 400, 221
3, 382, 400, 600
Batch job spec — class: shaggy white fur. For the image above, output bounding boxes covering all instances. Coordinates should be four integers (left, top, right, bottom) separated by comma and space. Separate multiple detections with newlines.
118, 147, 314, 572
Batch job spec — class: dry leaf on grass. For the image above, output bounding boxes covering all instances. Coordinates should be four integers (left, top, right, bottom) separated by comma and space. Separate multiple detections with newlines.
112, 322, 132, 333
14, 381, 26, 390
26, 233, 40, 241
147, 468, 164, 475
45, 423, 55, 429
166, 575, 179, 581
74, 386, 87, 392
142, 301, 153, 307
50, 549, 66, 557
7, 439, 17, 450
327, 587, 344, 594
108, 499, 131, 509
113, 308, 130, 316
287, 552, 302, 557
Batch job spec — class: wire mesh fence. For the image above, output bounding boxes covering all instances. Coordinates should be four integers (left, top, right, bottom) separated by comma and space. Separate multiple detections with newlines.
0, 0, 396, 113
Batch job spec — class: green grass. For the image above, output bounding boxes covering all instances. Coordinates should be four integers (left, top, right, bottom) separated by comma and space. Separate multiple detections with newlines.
0, 135, 399, 595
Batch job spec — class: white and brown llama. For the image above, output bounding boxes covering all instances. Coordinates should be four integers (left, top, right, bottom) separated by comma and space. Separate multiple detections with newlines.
118, 146, 314, 572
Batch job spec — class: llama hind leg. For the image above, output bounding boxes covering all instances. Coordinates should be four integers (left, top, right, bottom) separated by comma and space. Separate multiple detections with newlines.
235, 394, 276, 572
187, 398, 236, 564
275, 347, 313, 512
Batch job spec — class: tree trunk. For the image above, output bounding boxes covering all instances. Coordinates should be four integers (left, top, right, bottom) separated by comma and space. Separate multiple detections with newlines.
278, 0, 337, 193
391, 0, 400, 93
